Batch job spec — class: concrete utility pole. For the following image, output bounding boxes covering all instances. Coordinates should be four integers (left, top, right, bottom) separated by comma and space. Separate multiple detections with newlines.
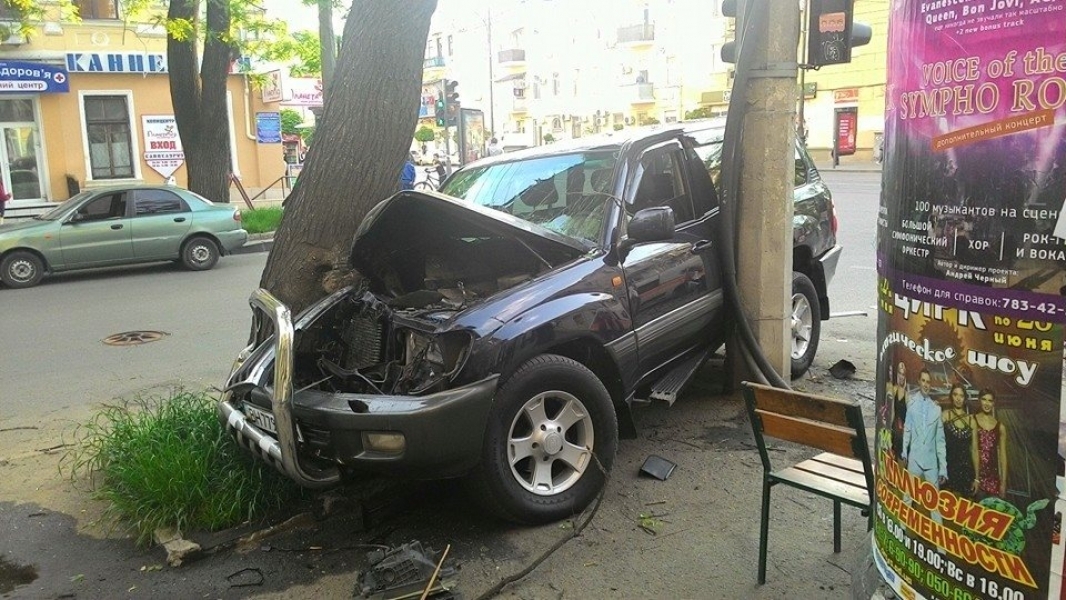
735, 1, 801, 379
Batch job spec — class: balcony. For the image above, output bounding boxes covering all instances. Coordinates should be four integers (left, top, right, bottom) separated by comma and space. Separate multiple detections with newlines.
423, 56, 445, 69
497, 48, 526, 66
628, 82, 656, 104
617, 23, 655, 45
511, 96, 528, 113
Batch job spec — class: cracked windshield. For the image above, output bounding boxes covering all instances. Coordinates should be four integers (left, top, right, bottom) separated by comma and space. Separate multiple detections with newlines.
439, 151, 617, 246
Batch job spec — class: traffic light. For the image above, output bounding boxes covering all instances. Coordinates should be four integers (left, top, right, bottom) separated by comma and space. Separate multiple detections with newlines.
806, 0, 872, 67
720, 0, 740, 64
444, 79, 460, 126
434, 92, 446, 127
445, 79, 460, 107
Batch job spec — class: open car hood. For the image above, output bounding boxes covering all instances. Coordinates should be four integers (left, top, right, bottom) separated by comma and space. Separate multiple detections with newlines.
349, 190, 588, 296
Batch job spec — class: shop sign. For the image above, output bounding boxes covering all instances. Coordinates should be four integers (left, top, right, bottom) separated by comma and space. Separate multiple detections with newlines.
835, 107, 857, 155
256, 112, 281, 144
141, 115, 184, 178
0, 61, 69, 93
801, 81, 817, 99
280, 78, 322, 107
262, 70, 282, 103
833, 88, 859, 104
66, 52, 167, 74
875, 1, 1066, 599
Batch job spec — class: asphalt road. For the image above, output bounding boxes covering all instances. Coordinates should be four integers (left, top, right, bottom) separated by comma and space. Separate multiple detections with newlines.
0, 254, 267, 425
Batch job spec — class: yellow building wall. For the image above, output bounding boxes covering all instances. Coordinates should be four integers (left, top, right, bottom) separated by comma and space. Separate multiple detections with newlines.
1, 20, 283, 204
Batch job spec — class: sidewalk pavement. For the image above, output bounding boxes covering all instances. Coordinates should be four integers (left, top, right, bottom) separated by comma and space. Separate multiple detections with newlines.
232, 232, 274, 255
815, 160, 883, 173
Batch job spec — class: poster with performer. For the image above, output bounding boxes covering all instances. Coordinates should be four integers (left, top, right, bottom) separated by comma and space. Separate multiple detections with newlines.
874, 0, 1066, 599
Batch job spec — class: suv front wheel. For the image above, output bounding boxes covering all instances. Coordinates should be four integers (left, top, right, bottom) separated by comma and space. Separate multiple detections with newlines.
790, 271, 821, 379
467, 354, 617, 524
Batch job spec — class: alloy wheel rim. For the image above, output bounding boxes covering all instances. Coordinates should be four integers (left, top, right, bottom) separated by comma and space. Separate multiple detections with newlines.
790, 292, 813, 360
507, 391, 594, 496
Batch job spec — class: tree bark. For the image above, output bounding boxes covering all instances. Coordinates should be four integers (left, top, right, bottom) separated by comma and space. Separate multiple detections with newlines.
168, 0, 234, 203
317, 0, 335, 97
259, 0, 438, 315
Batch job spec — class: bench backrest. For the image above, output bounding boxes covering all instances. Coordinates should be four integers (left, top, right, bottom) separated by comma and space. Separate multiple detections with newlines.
742, 381, 872, 478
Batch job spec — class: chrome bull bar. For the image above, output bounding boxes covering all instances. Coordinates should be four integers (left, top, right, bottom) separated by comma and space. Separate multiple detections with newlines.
218, 288, 340, 488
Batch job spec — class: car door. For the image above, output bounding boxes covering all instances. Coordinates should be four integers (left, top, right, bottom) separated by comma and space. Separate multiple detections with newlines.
792, 144, 834, 257
621, 140, 724, 375
59, 191, 134, 268
129, 188, 193, 260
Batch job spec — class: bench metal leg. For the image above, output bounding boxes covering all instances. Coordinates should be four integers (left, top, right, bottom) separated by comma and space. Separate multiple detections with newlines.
758, 479, 771, 584
833, 500, 842, 553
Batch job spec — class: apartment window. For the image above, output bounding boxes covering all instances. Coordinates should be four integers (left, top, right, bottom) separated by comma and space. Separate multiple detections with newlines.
435, 37, 443, 59
84, 95, 134, 179
552, 73, 560, 96
75, 0, 119, 19
447, 35, 454, 56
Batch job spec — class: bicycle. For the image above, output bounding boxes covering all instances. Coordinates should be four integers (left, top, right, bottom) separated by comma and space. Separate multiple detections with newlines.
414, 168, 440, 191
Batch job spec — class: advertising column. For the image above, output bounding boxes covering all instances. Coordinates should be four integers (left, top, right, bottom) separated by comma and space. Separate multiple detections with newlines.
874, 2, 1066, 599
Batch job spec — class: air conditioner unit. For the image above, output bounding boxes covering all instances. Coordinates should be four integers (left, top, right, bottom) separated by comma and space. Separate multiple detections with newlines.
0, 23, 25, 46
624, 116, 634, 125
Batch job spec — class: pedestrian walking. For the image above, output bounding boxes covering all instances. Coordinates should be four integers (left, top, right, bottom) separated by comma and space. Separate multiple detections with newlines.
487, 137, 503, 157
399, 158, 416, 190
0, 178, 10, 224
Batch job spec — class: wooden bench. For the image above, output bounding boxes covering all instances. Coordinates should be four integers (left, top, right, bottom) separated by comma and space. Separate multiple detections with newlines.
742, 381, 874, 584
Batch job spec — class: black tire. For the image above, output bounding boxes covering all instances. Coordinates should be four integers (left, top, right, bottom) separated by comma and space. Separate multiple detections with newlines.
181, 236, 220, 271
466, 354, 618, 524
414, 181, 435, 192
1, 251, 45, 288
790, 271, 821, 379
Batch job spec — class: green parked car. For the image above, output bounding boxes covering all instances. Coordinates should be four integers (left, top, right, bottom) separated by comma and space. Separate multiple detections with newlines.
0, 185, 248, 289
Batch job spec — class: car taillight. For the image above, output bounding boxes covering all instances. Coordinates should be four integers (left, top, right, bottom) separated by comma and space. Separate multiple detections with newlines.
233, 209, 242, 222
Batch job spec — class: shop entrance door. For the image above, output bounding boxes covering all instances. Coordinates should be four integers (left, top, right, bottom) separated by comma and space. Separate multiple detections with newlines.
0, 98, 44, 204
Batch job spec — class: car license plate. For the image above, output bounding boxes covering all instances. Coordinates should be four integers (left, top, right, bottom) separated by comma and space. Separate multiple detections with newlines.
242, 403, 277, 435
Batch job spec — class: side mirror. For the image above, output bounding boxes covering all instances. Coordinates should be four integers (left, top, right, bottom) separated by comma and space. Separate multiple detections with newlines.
618, 206, 675, 256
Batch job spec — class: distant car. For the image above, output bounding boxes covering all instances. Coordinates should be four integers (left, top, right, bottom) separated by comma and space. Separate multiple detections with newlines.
0, 185, 248, 289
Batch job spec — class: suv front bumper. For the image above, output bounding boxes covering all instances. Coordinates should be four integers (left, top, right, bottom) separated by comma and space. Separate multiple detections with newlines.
217, 288, 498, 488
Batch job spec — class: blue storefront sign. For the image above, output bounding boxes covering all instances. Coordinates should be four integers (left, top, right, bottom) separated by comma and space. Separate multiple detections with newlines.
0, 61, 69, 93
256, 112, 281, 144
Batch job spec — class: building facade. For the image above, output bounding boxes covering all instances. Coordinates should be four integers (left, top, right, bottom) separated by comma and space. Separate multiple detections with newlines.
422, 0, 888, 163
0, 1, 284, 213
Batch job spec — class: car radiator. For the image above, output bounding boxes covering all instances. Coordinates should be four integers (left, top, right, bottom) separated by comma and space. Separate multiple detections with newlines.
342, 312, 384, 370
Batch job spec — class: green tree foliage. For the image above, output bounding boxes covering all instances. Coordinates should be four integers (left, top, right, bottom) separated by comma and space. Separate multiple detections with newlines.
414, 125, 435, 144
280, 108, 304, 136
685, 106, 716, 120
261, 30, 323, 77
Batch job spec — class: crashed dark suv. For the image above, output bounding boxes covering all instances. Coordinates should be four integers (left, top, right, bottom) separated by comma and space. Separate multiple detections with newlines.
219, 119, 840, 524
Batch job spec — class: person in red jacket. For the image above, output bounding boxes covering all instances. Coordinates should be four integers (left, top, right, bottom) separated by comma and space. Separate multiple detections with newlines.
0, 178, 10, 225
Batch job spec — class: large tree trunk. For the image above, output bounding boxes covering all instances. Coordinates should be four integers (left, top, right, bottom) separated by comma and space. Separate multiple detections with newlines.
259, 0, 437, 314
168, 0, 233, 203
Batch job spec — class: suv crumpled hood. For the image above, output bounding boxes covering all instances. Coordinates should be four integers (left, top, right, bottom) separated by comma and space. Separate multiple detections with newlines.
349, 190, 587, 296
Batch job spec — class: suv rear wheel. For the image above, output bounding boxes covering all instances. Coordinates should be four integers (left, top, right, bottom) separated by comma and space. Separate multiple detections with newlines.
467, 354, 617, 524
790, 271, 821, 379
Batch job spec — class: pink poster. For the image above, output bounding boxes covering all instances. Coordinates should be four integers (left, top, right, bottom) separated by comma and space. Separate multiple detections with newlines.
874, 1, 1066, 599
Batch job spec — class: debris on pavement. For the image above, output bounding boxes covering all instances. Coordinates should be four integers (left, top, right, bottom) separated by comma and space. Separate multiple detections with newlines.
829, 359, 857, 379
357, 540, 459, 600
226, 567, 264, 588
153, 527, 201, 567
639, 455, 677, 481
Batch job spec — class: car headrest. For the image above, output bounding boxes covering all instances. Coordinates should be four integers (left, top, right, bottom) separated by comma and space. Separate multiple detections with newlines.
520, 178, 558, 208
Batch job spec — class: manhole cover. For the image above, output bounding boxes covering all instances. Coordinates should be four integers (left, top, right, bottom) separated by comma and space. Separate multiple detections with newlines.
102, 330, 169, 346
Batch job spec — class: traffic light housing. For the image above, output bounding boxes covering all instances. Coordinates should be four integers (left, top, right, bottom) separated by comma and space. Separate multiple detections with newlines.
806, 0, 872, 67
434, 92, 446, 127
720, 0, 739, 64
444, 80, 460, 126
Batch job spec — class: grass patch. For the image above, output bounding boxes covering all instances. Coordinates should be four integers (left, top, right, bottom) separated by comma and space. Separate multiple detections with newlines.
241, 206, 284, 234
64, 390, 302, 545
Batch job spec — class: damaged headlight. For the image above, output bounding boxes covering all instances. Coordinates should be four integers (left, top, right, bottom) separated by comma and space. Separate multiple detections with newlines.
402, 330, 472, 392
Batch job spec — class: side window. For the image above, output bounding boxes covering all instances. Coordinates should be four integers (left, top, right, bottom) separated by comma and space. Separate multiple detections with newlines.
794, 147, 809, 187
693, 141, 723, 192
631, 149, 695, 223
133, 190, 187, 216
76, 193, 126, 222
